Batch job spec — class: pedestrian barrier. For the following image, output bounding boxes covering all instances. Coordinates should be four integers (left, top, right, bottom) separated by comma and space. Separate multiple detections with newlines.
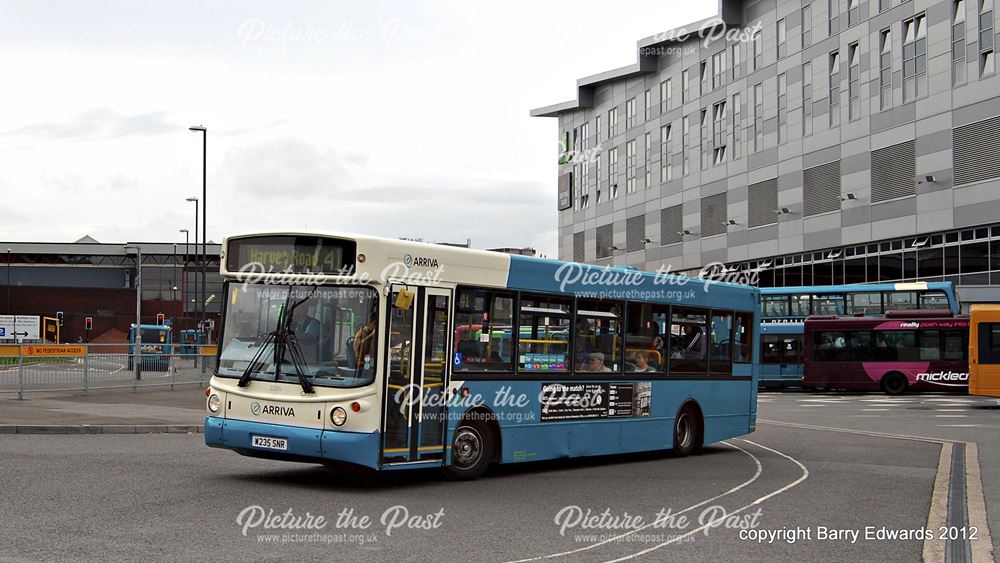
0, 343, 218, 399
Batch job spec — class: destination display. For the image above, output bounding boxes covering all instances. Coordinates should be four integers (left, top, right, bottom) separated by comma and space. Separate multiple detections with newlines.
540, 382, 652, 422
225, 235, 356, 275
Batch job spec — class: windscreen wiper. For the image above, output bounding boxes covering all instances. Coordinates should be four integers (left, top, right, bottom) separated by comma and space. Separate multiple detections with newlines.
274, 286, 318, 394
237, 330, 276, 388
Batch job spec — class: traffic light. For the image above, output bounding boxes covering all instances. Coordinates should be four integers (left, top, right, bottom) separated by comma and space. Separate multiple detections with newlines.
156, 313, 165, 326
85, 317, 93, 331
57, 311, 64, 326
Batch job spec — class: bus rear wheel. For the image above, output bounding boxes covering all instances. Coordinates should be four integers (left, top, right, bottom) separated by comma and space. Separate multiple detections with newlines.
881, 372, 908, 396
443, 420, 493, 480
672, 405, 702, 457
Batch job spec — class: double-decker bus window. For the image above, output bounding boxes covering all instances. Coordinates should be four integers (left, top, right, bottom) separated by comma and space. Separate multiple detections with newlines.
453, 288, 514, 373
919, 330, 942, 360
790, 295, 811, 317
812, 295, 845, 315
783, 336, 802, 363
920, 291, 950, 309
762, 336, 781, 363
625, 302, 668, 373
849, 292, 882, 316
943, 330, 966, 361
885, 291, 918, 311
734, 312, 753, 362
670, 308, 708, 373
518, 295, 571, 372
761, 295, 789, 317
710, 312, 733, 374
576, 299, 624, 373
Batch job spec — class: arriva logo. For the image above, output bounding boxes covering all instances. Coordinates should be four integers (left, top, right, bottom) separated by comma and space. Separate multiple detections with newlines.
402, 253, 439, 268
403, 254, 414, 267
250, 401, 262, 415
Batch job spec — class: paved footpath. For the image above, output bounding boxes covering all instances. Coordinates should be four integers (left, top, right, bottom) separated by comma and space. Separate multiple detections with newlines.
0, 386, 206, 433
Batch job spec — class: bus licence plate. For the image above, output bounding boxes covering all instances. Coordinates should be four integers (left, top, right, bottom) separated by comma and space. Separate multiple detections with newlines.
251, 435, 287, 451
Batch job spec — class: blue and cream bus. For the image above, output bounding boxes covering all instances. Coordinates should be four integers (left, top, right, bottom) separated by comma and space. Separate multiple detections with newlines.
756, 281, 960, 387
204, 232, 760, 479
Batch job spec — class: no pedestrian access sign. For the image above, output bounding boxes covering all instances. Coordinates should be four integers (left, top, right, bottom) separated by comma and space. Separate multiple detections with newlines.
23, 345, 86, 357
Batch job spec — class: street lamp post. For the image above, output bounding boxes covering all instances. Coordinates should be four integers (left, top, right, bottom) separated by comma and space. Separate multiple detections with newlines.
6, 249, 11, 315
124, 244, 142, 382
185, 197, 199, 331
189, 125, 207, 344
179, 229, 189, 319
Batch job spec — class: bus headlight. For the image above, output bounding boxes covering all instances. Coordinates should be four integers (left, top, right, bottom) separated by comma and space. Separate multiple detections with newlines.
208, 394, 221, 413
331, 407, 347, 426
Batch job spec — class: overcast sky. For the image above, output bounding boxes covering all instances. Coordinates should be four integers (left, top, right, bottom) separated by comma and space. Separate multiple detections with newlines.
0, 1, 714, 257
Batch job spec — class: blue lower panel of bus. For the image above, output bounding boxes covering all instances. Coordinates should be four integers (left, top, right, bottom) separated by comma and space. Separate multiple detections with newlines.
204, 417, 380, 469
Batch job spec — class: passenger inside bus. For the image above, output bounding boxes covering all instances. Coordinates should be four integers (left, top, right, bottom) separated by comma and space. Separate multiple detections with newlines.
629, 351, 657, 372
582, 352, 612, 372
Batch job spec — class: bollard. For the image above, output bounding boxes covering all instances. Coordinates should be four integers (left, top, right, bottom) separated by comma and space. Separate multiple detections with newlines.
17, 346, 24, 400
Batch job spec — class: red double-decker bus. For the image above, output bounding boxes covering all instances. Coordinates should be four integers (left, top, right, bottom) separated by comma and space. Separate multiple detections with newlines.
803, 311, 969, 395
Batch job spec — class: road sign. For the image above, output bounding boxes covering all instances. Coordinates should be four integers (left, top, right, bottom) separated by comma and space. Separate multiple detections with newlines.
23, 345, 86, 357
0, 315, 40, 341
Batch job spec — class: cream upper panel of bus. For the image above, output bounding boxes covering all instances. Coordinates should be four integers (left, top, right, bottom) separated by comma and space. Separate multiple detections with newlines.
220, 230, 511, 289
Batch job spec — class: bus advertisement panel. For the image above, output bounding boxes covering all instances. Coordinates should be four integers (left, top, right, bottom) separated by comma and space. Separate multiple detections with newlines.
803, 313, 969, 395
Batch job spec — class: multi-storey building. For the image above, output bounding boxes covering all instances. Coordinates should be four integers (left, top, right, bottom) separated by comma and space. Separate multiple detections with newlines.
532, 0, 1000, 305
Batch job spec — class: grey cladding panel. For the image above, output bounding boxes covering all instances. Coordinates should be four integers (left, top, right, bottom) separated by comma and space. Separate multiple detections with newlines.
660, 205, 683, 245
954, 116, 1000, 186
701, 192, 727, 237
748, 178, 778, 228
871, 140, 915, 202
803, 160, 842, 216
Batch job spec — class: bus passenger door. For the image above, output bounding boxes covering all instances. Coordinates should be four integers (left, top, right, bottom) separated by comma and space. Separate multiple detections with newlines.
380, 285, 452, 465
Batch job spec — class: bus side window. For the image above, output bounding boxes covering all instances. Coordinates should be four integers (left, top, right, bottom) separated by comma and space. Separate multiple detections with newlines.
980, 324, 1000, 364
761, 336, 781, 363
733, 312, 753, 362
942, 330, 966, 361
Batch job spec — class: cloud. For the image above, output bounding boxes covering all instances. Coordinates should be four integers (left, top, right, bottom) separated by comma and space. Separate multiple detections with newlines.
219, 136, 357, 199
10, 108, 176, 140
41, 172, 139, 193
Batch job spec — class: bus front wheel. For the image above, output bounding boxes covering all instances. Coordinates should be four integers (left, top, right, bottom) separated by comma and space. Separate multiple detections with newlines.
881, 372, 908, 396
672, 405, 703, 457
443, 420, 493, 480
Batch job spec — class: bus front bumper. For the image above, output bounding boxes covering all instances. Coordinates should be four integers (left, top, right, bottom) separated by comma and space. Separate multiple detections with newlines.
204, 416, 380, 469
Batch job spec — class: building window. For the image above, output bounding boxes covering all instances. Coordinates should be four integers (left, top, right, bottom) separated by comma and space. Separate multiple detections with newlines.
644, 132, 651, 189
777, 19, 787, 58
713, 101, 727, 165
803, 4, 813, 47
849, 42, 861, 121
848, 0, 860, 26
644, 89, 651, 121
626, 140, 636, 194
879, 0, 891, 12
682, 70, 690, 103
753, 82, 763, 152
981, 0, 995, 77
803, 62, 813, 136
608, 107, 618, 139
626, 97, 636, 130
732, 43, 741, 80
712, 50, 727, 88
660, 124, 673, 182
595, 114, 601, 140
954, 0, 967, 85
580, 123, 590, 208
595, 153, 602, 204
777, 73, 787, 143
732, 93, 741, 160
700, 60, 709, 95
682, 116, 690, 175
830, 0, 840, 35
660, 79, 672, 113
830, 50, 841, 127
700, 108, 709, 170
903, 14, 928, 102
608, 147, 618, 198
880, 28, 893, 109
753, 29, 764, 70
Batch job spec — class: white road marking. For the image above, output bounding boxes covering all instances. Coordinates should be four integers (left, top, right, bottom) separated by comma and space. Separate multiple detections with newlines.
504, 441, 764, 563
601, 439, 810, 562
862, 408, 890, 411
